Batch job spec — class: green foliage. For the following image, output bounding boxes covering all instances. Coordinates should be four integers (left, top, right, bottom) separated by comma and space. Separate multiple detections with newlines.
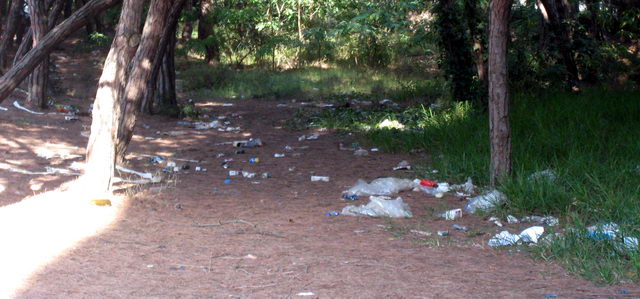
88, 32, 111, 47
307, 88, 640, 283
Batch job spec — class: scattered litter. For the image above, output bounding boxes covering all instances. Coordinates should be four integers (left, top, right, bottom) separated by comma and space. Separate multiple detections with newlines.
144, 137, 156, 140
379, 98, 395, 105
241, 138, 263, 148
344, 177, 417, 196
0, 163, 81, 176
13, 100, 44, 115
342, 194, 358, 201
325, 211, 340, 216
411, 229, 432, 236
393, 160, 411, 171
195, 166, 205, 171
297, 291, 315, 296
353, 148, 369, 156
586, 222, 619, 240
506, 215, 519, 224
519, 226, 545, 243
222, 103, 234, 107
543, 294, 558, 298
166, 161, 176, 167
519, 215, 559, 226
453, 224, 469, 231
222, 162, 231, 169
528, 169, 557, 182
437, 231, 449, 236
194, 120, 220, 130
488, 226, 545, 246
488, 217, 504, 227
0, 106, 7, 111
148, 156, 165, 164
35, 148, 83, 160
370, 148, 379, 152
377, 119, 404, 130
224, 179, 232, 183
276, 104, 288, 108
274, 153, 285, 158
169, 265, 186, 271
115, 165, 161, 182
310, 176, 330, 182
617, 237, 639, 252
464, 190, 507, 214
341, 196, 412, 218
158, 130, 187, 136
261, 172, 272, 179
419, 180, 450, 195
242, 171, 256, 178
437, 208, 463, 220
619, 289, 630, 295
299, 134, 320, 141
488, 231, 520, 246
451, 177, 475, 195
229, 170, 239, 176
248, 158, 260, 164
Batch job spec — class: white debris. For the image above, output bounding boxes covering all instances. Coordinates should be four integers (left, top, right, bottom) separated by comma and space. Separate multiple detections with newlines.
242, 171, 256, 178
194, 120, 220, 130
310, 176, 330, 182
297, 292, 315, 296
0, 184, 5, 193
506, 215, 519, 224
519, 226, 545, 243
410, 229, 432, 236
353, 149, 368, 156
617, 237, 639, 252
115, 165, 161, 182
392, 160, 411, 171
345, 178, 418, 196
451, 177, 475, 195
464, 190, 507, 214
437, 208, 463, 220
0, 106, 7, 111
488, 231, 520, 246
521, 215, 559, 226
341, 196, 412, 218
586, 222, 619, 240
13, 100, 44, 115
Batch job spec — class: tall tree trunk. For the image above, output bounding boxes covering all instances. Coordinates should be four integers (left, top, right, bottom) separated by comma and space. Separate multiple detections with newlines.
538, 0, 580, 91
83, 0, 144, 194
488, 0, 513, 186
297, 0, 304, 42
180, 0, 193, 42
141, 0, 184, 113
116, 0, 182, 160
198, 0, 219, 65
0, 0, 121, 104
464, 0, 487, 85
27, 0, 49, 109
0, 0, 25, 70
13, 0, 64, 67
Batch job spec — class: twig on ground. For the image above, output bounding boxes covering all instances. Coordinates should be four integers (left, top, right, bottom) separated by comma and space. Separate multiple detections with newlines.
192, 219, 257, 228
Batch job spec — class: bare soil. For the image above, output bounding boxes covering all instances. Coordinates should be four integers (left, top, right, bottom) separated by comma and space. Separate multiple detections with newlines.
0, 43, 637, 298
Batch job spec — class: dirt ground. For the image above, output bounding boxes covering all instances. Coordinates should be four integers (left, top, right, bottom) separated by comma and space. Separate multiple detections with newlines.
0, 43, 638, 298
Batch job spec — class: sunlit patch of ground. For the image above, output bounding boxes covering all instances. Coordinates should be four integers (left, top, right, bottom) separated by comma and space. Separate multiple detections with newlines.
0, 185, 126, 297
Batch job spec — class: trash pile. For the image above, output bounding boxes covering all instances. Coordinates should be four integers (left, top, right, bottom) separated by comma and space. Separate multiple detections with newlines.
341, 196, 412, 218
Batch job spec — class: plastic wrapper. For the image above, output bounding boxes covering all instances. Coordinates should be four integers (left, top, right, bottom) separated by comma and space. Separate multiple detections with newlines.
344, 178, 418, 196
341, 196, 412, 218
464, 190, 507, 214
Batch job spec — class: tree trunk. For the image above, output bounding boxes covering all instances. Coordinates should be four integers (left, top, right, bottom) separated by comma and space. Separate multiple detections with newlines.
488, 0, 513, 186
198, 0, 219, 65
142, 2, 182, 115
0, 0, 121, 104
464, 0, 487, 85
297, 0, 304, 42
13, 0, 64, 67
115, 0, 181, 160
83, 0, 143, 194
27, 0, 50, 109
538, 0, 580, 91
180, 0, 193, 42
0, 0, 25, 70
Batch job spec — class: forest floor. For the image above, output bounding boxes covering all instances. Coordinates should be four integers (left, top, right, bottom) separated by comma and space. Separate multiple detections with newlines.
0, 41, 638, 298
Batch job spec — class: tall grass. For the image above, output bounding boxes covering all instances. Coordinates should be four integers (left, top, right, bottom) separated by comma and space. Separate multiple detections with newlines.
311, 88, 640, 283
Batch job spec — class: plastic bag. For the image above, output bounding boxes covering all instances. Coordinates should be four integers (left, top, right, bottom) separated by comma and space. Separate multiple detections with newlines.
464, 190, 507, 214
344, 178, 418, 196
341, 196, 412, 218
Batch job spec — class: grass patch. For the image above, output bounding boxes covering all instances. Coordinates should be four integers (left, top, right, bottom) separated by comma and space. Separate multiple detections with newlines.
176, 60, 444, 102
306, 88, 640, 283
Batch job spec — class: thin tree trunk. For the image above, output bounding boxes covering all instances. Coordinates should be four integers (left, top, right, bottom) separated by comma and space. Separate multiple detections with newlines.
538, 0, 579, 91
180, 0, 193, 42
464, 0, 487, 84
198, 0, 219, 65
488, 0, 513, 186
83, 0, 143, 194
0, 0, 25, 70
27, 0, 49, 109
297, 0, 303, 41
142, 1, 182, 115
115, 0, 174, 161
0, 0, 121, 104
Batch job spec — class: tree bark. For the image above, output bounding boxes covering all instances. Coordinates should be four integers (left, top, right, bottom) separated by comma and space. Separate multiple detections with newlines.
116, 0, 183, 160
198, 0, 219, 65
83, 0, 143, 194
0, 0, 25, 70
27, 0, 49, 109
488, 0, 513, 186
0, 0, 121, 104
142, 0, 183, 114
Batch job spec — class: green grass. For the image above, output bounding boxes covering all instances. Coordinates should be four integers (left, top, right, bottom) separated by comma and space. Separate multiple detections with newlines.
177, 61, 445, 102
306, 88, 640, 283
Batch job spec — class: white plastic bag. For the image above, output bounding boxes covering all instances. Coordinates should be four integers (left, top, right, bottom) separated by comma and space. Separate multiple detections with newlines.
341, 196, 412, 218
464, 190, 507, 214
344, 178, 418, 196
